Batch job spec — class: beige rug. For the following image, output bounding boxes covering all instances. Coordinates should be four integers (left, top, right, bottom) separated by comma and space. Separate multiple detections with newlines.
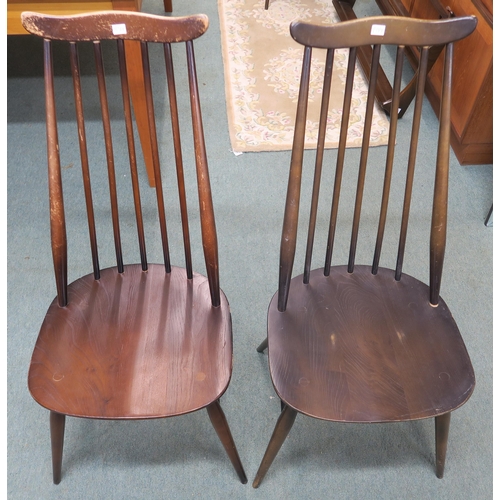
218, 0, 390, 153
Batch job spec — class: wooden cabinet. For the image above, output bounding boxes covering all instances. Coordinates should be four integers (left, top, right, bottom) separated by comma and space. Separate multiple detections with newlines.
377, 0, 493, 165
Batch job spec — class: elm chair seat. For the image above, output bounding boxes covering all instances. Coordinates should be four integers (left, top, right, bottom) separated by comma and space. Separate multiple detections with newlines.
268, 266, 474, 423
29, 265, 233, 419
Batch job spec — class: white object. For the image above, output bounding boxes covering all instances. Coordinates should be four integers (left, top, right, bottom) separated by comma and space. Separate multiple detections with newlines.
370, 24, 386, 36
112, 24, 127, 35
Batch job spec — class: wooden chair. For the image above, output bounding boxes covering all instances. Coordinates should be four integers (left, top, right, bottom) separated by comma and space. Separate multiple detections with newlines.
21, 10, 247, 485
253, 15, 477, 487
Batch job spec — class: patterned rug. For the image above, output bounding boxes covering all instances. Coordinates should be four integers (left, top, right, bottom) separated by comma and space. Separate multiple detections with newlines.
218, 0, 390, 153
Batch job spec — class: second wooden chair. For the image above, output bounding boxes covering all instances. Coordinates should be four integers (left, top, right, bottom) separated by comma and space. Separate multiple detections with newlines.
253, 14, 477, 487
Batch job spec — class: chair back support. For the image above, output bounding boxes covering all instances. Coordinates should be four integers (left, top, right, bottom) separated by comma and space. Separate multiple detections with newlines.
277, 15, 477, 312
20, 11, 221, 307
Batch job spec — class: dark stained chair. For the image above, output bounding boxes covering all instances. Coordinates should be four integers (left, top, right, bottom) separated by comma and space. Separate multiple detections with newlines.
21, 10, 247, 485
253, 15, 477, 487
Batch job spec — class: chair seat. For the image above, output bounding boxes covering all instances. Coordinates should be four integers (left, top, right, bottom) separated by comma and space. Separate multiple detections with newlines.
28, 264, 232, 419
267, 265, 475, 423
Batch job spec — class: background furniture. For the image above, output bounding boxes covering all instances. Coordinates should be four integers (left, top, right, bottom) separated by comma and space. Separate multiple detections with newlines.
7, 0, 175, 186
253, 15, 476, 487
21, 10, 246, 485
333, 0, 492, 165
333, 0, 446, 118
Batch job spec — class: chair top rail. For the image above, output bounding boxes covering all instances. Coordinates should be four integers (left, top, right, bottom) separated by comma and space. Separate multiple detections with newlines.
290, 15, 477, 49
21, 11, 209, 43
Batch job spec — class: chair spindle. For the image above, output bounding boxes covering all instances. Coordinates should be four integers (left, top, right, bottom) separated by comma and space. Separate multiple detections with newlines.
44, 39, 68, 307
164, 42, 193, 279
69, 42, 100, 280
372, 45, 405, 275
348, 43, 381, 273
430, 43, 454, 305
278, 45, 312, 312
141, 41, 171, 273
94, 41, 124, 273
304, 48, 335, 284
186, 40, 220, 306
117, 39, 148, 271
395, 47, 429, 281
324, 46, 357, 277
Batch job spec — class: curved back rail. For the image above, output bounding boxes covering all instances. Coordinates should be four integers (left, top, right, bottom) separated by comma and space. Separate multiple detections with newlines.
277, 15, 477, 311
21, 11, 221, 307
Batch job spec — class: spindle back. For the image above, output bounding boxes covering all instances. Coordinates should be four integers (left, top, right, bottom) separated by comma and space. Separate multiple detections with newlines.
21, 11, 220, 307
277, 15, 477, 312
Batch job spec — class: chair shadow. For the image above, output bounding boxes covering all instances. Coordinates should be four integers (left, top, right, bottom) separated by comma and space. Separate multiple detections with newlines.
62, 407, 235, 473
271, 413, 435, 476
253, 351, 436, 478
8, 35, 169, 124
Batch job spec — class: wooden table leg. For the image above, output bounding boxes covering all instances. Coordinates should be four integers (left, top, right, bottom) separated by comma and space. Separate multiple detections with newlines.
124, 40, 156, 187
114, 1, 156, 187
332, 0, 396, 112
332, 0, 446, 118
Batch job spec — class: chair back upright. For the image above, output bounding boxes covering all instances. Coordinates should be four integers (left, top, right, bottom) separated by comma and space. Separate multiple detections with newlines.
277, 15, 477, 312
21, 11, 220, 307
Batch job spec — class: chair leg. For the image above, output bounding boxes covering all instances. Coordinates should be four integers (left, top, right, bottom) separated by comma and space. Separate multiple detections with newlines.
264, 0, 270, 9
206, 401, 248, 484
256, 338, 268, 352
485, 204, 493, 227
253, 404, 297, 488
50, 411, 66, 484
435, 412, 451, 478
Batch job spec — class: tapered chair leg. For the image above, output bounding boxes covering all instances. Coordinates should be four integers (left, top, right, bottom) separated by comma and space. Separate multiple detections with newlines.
163, 0, 172, 12
264, 0, 270, 9
253, 404, 297, 488
50, 411, 66, 484
207, 401, 248, 484
435, 412, 451, 478
256, 338, 268, 353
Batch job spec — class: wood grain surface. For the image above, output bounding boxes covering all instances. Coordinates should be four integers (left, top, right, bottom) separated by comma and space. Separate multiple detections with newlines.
268, 266, 475, 423
29, 265, 232, 419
